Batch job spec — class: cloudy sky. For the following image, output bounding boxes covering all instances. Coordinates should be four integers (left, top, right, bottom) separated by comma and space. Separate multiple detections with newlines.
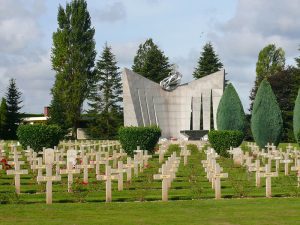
0, 0, 299, 114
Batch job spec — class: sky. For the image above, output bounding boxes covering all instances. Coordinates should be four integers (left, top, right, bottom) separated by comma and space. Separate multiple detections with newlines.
0, 0, 299, 114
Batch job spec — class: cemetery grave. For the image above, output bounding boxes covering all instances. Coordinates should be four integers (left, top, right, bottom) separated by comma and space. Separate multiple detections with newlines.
0, 140, 300, 205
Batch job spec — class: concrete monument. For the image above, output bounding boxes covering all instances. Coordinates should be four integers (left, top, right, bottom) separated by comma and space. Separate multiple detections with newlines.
122, 68, 225, 138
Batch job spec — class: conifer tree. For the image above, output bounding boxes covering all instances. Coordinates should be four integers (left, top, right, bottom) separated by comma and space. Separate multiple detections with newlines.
217, 83, 245, 133
0, 98, 8, 139
293, 88, 300, 142
87, 44, 123, 139
251, 79, 283, 148
132, 38, 172, 83
193, 42, 223, 79
50, 0, 96, 138
6, 79, 23, 139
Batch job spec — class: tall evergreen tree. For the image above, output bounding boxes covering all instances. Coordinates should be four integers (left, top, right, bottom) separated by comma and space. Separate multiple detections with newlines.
249, 44, 285, 111
0, 98, 8, 139
132, 38, 172, 83
295, 46, 300, 68
293, 88, 300, 142
87, 44, 123, 139
268, 67, 300, 142
50, 0, 96, 138
217, 83, 246, 133
6, 79, 23, 139
251, 79, 283, 148
193, 42, 223, 79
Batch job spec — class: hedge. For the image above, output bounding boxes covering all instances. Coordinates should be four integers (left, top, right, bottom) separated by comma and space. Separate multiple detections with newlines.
217, 83, 246, 134
251, 79, 283, 148
118, 126, 161, 156
17, 124, 63, 152
293, 88, 300, 142
208, 130, 244, 157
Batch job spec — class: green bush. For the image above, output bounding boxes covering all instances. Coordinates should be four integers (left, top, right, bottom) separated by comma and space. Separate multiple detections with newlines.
17, 124, 63, 152
217, 83, 246, 134
251, 79, 283, 148
293, 88, 300, 142
118, 126, 161, 156
208, 130, 244, 157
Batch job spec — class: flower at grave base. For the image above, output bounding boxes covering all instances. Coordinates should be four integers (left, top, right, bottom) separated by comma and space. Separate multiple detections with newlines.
81, 181, 88, 185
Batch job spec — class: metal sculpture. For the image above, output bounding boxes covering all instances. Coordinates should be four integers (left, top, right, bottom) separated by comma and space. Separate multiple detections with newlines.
160, 65, 182, 91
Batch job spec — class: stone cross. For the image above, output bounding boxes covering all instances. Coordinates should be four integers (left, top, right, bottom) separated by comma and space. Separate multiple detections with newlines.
96, 165, 118, 202
6, 152, 28, 194
156, 146, 166, 163
273, 153, 282, 173
90, 153, 108, 175
265, 143, 275, 152
286, 143, 293, 152
76, 155, 94, 183
260, 165, 278, 198
133, 155, 139, 177
213, 163, 228, 199
31, 157, 46, 184
37, 148, 61, 204
249, 159, 265, 187
153, 164, 171, 202
291, 159, 300, 187
142, 150, 152, 167
134, 146, 144, 172
280, 152, 293, 175
53, 153, 66, 176
123, 157, 134, 182
180, 148, 191, 166
67, 149, 77, 167
60, 162, 80, 192
111, 161, 127, 191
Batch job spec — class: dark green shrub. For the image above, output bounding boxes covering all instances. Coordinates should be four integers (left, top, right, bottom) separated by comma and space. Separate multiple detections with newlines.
17, 124, 63, 152
251, 79, 283, 148
118, 126, 161, 156
208, 130, 244, 157
217, 83, 246, 134
293, 88, 300, 142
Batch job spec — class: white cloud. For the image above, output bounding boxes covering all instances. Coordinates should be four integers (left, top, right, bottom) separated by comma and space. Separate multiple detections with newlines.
208, 0, 300, 112
94, 1, 126, 23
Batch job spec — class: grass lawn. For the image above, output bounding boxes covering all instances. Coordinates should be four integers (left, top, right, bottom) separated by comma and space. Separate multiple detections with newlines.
1, 141, 300, 224
1, 198, 300, 225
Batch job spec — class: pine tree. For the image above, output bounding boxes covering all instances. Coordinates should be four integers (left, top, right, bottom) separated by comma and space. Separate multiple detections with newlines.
132, 38, 172, 83
6, 79, 23, 139
50, 0, 96, 138
251, 79, 283, 148
193, 42, 223, 79
217, 83, 246, 133
249, 44, 285, 111
87, 44, 123, 139
0, 98, 8, 139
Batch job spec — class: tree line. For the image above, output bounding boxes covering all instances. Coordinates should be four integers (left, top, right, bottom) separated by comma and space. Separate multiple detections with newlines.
48, 0, 223, 139
48, 0, 300, 143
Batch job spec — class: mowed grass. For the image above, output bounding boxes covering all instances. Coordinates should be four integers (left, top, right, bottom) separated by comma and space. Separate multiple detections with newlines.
1, 198, 300, 225
1, 141, 300, 224
1, 142, 300, 203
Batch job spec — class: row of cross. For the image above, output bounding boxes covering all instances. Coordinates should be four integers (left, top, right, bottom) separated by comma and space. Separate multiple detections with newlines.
1, 144, 153, 204
153, 152, 181, 201
228, 142, 300, 197
201, 148, 228, 199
